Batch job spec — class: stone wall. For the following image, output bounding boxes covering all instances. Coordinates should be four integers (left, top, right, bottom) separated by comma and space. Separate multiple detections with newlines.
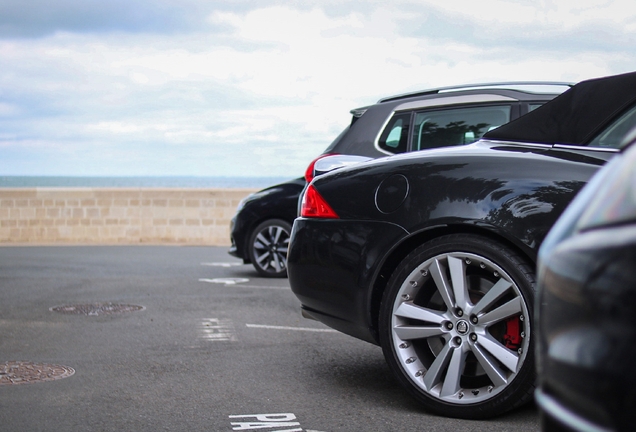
0, 188, 257, 245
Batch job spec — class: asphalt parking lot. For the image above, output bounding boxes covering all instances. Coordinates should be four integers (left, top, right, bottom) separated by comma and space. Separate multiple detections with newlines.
0, 246, 539, 431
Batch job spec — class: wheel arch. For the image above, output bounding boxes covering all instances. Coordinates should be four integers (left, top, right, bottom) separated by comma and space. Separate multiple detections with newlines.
367, 223, 538, 342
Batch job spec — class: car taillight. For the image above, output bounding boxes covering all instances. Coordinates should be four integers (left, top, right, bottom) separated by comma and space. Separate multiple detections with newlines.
304, 153, 338, 182
301, 184, 339, 219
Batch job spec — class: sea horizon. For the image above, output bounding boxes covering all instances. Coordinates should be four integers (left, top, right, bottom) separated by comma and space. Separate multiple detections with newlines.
0, 175, 296, 189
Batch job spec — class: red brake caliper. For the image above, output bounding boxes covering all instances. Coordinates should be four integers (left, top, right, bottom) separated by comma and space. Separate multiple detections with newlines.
503, 316, 522, 350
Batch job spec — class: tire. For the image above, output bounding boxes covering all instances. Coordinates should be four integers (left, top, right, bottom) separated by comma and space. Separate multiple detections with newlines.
379, 234, 535, 419
248, 219, 292, 278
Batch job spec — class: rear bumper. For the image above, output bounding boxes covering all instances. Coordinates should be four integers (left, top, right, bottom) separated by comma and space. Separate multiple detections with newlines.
287, 218, 408, 344
227, 242, 242, 260
228, 214, 250, 262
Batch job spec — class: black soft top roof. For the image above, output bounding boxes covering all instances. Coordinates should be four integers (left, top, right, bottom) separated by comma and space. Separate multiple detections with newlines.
483, 71, 636, 145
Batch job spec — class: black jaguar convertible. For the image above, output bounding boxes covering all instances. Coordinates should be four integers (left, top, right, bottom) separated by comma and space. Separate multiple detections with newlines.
287, 71, 636, 419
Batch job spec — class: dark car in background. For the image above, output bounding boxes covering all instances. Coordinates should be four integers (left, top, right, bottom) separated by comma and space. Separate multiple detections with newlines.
229, 82, 570, 277
228, 177, 305, 277
287, 71, 636, 418
536, 129, 636, 431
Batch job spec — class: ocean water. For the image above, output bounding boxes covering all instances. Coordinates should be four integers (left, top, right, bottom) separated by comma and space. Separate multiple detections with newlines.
0, 176, 295, 189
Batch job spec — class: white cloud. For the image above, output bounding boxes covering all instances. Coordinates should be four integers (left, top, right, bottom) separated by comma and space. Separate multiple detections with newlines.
0, 102, 20, 116
409, 0, 636, 29
0, 2, 634, 178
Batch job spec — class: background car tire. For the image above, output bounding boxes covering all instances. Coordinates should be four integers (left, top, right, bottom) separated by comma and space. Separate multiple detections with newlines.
248, 219, 292, 278
379, 234, 536, 419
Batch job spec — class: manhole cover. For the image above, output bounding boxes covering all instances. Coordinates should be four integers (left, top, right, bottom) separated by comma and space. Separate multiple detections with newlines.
0, 361, 75, 386
50, 303, 145, 316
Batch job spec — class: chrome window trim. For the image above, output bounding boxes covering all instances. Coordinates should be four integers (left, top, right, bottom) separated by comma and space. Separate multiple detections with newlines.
480, 139, 552, 149
553, 143, 620, 153
483, 140, 621, 153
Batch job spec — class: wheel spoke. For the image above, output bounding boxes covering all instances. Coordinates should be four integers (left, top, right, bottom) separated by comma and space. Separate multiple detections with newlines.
271, 227, 282, 244
394, 302, 446, 324
276, 239, 290, 253
448, 256, 469, 309
429, 258, 456, 311
471, 278, 512, 316
477, 333, 519, 372
440, 346, 467, 398
255, 233, 271, 249
255, 250, 271, 265
394, 325, 445, 341
272, 251, 284, 272
423, 343, 453, 391
470, 343, 508, 386
479, 297, 522, 326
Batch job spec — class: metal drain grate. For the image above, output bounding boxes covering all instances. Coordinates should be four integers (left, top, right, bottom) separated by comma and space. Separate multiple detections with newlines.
50, 303, 145, 316
0, 361, 75, 386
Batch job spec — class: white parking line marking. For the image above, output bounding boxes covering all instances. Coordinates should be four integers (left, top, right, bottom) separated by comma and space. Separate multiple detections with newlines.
199, 279, 288, 290
233, 285, 289, 290
200, 262, 243, 267
199, 318, 237, 342
229, 413, 324, 431
246, 324, 337, 333
199, 278, 249, 285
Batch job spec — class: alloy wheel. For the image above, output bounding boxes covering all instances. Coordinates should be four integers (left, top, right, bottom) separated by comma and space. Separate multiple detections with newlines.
380, 235, 535, 418
390, 252, 529, 403
250, 219, 291, 277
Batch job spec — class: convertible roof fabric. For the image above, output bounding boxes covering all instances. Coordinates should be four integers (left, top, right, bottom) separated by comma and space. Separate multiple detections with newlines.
483, 71, 636, 145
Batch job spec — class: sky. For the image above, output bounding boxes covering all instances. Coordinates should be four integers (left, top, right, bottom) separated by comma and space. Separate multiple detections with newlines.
1, 0, 635, 178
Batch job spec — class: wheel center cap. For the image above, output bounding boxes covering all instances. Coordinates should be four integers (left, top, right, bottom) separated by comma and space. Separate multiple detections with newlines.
456, 319, 470, 335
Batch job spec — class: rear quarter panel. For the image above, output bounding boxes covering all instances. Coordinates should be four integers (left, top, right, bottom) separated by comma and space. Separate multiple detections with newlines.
314, 143, 609, 262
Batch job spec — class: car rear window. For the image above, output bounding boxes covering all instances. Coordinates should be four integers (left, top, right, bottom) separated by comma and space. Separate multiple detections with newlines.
413, 105, 511, 150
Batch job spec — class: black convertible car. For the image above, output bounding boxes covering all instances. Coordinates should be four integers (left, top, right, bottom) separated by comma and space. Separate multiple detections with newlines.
287, 71, 636, 419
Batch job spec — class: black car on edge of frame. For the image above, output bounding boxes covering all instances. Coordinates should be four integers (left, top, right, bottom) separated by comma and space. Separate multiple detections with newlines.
535, 129, 636, 432
287, 71, 636, 419
229, 82, 570, 277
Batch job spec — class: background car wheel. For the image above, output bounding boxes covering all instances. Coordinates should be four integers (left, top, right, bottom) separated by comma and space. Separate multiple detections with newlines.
379, 234, 536, 419
248, 219, 292, 278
